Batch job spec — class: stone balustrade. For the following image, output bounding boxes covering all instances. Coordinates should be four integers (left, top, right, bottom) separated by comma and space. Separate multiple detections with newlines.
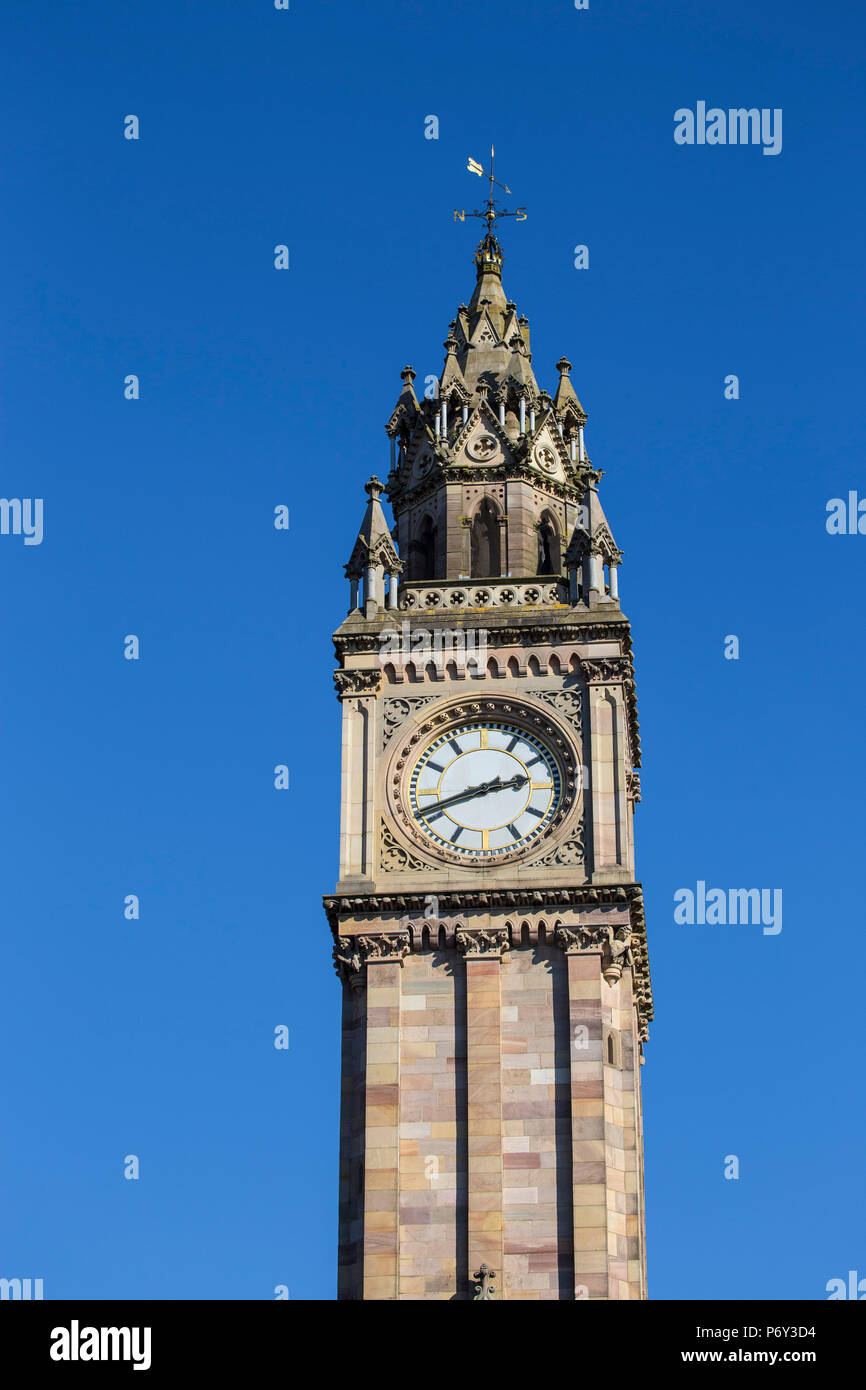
399, 578, 570, 611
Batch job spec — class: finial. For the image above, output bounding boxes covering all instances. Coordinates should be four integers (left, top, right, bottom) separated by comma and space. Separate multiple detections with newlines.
400, 365, 416, 385
557, 356, 572, 376
364, 475, 384, 500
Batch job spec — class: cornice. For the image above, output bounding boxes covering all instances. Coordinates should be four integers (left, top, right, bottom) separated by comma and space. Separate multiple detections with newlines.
334, 617, 631, 654
331, 635, 642, 769
323, 881, 645, 922
323, 882, 653, 1038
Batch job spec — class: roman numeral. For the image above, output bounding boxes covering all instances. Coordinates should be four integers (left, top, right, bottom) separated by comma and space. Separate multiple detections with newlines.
450, 826, 463, 843
506, 823, 521, 840
526, 806, 544, 818
426, 760, 445, 773
525, 755, 543, 768
448, 739, 463, 756
506, 736, 521, 751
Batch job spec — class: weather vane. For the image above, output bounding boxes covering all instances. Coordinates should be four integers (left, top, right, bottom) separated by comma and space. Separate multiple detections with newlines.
454, 145, 527, 234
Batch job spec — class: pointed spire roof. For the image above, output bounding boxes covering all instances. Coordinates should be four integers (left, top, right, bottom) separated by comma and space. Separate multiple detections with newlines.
441, 230, 541, 401
553, 357, 586, 419
344, 476, 401, 577
384, 226, 596, 514
386, 365, 420, 436
565, 481, 620, 566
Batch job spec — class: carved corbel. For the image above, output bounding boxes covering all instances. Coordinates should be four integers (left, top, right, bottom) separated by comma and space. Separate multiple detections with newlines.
553, 923, 632, 985
332, 930, 410, 987
333, 668, 382, 699
456, 928, 510, 958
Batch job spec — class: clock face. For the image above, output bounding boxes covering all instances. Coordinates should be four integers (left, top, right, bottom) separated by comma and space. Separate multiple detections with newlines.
408, 721, 562, 858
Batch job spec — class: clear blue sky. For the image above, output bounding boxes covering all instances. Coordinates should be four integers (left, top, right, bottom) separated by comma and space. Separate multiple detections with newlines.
1, 0, 863, 1300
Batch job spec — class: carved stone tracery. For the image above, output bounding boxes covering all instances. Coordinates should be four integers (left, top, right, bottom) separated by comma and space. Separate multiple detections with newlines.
381, 696, 438, 749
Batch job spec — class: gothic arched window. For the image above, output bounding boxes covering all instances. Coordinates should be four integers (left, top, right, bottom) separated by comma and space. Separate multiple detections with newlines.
471, 498, 502, 578
537, 511, 560, 575
411, 515, 437, 580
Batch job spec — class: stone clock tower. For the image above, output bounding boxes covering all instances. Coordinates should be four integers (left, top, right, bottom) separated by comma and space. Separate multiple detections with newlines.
324, 225, 653, 1301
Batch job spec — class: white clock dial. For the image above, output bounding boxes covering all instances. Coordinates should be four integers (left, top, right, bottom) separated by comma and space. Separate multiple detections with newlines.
408, 721, 561, 858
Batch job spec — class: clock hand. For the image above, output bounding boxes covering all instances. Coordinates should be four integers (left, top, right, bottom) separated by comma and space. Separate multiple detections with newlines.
419, 773, 528, 817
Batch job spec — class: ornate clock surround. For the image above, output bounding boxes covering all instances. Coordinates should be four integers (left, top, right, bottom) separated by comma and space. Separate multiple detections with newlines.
385, 693, 583, 869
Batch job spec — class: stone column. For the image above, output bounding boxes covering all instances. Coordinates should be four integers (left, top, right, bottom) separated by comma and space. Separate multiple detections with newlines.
608, 562, 619, 601
601, 953, 643, 1300
459, 930, 508, 1298
556, 929, 608, 1300
589, 684, 627, 871
588, 549, 603, 597
362, 935, 409, 1299
459, 514, 472, 580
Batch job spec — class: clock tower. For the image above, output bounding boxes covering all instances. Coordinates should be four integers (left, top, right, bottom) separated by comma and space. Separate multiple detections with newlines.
324, 223, 653, 1301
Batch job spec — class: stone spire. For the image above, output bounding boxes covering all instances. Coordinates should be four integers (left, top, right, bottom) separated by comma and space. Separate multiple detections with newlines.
373, 230, 622, 604
343, 476, 402, 616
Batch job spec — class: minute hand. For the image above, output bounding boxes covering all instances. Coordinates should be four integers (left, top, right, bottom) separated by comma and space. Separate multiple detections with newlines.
420, 773, 527, 817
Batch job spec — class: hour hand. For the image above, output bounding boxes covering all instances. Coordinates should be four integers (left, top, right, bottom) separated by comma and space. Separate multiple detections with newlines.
419, 773, 527, 817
